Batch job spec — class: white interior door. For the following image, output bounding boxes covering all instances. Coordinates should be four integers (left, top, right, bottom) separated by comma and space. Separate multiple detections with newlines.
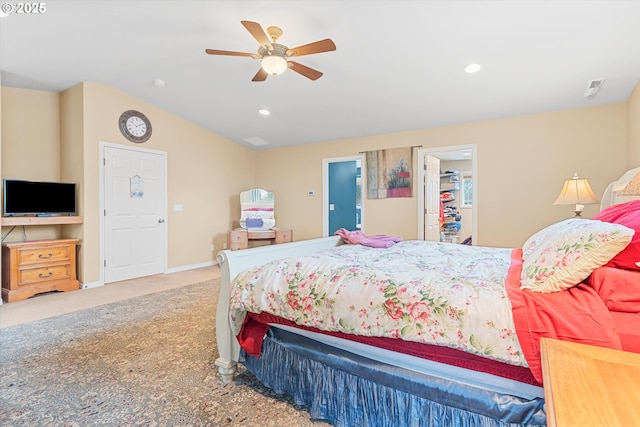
103, 145, 166, 283
424, 154, 441, 242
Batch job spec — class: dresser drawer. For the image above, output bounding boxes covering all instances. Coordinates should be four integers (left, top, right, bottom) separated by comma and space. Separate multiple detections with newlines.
274, 228, 292, 244
18, 264, 72, 285
16, 245, 72, 265
227, 229, 249, 251
2, 239, 80, 302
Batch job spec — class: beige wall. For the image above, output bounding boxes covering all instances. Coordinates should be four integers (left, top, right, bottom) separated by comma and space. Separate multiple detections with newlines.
1, 87, 64, 240
1, 81, 636, 283
627, 81, 640, 168
1, 83, 256, 284
0, 75, 2, 301
80, 82, 256, 282
59, 83, 85, 254
255, 103, 628, 247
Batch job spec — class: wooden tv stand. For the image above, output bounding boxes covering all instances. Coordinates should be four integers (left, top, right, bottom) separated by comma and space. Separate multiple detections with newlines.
2, 239, 80, 303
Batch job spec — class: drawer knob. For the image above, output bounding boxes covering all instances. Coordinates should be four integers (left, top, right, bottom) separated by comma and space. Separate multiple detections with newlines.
38, 253, 53, 259
39, 271, 53, 278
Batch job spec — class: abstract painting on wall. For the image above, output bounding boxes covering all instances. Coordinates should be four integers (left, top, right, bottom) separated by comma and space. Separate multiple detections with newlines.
365, 146, 413, 199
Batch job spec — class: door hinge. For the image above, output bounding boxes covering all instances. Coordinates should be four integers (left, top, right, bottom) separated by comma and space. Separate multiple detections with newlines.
103, 158, 106, 165
104, 209, 106, 216
104, 260, 106, 267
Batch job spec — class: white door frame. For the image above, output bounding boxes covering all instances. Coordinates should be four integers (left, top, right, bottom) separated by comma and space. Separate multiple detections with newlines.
424, 154, 441, 242
98, 141, 168, 286
322, 155, 365, 237
417, 144, 477, 243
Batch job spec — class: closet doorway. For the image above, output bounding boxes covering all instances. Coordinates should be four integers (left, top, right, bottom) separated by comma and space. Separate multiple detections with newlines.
417, 145, 477, 244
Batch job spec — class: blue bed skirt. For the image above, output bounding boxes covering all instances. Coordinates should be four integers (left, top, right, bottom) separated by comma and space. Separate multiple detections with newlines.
240, 328, 546, 427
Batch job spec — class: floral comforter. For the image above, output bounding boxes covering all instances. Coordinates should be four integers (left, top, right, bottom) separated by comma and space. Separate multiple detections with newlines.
229, 240, 527, 366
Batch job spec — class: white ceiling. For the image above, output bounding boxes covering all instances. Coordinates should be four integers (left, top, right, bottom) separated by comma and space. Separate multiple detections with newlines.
1, 1, 639, 151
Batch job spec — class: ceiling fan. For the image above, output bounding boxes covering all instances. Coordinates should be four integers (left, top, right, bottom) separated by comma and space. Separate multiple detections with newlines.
205, 20, 336, 82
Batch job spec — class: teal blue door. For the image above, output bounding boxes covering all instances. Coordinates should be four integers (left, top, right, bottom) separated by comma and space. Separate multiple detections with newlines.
328, 161, 357, 234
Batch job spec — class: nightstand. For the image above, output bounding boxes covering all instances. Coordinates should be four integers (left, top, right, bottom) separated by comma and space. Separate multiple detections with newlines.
2, 239, 80, 302
541, 337, 640, 427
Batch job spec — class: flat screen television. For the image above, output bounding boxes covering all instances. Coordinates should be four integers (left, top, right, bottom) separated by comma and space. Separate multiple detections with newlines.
3, 179, 77, 216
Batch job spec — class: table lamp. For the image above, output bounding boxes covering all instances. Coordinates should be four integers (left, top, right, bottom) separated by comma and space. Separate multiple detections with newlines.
554, 172, 599, 217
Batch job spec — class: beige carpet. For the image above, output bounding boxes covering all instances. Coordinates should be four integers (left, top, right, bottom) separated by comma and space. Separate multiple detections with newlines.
0, 266, 218, 328
0, 277, 331, 426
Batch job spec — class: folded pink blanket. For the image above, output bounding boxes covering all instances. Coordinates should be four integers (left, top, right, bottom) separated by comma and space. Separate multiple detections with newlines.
334, 228, 403, 248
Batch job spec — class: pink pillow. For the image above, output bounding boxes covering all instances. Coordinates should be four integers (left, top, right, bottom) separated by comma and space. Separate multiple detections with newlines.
594, 200, 640, 271
587, 266, 640, 312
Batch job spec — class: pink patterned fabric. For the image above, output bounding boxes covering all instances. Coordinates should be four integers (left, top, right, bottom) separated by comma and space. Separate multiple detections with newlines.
334, 228, 403, 248
230, 241, 527, 366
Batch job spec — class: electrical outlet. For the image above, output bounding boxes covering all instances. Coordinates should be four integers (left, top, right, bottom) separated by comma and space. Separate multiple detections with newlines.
223, 242, 227, 249
210, 244, 215, 251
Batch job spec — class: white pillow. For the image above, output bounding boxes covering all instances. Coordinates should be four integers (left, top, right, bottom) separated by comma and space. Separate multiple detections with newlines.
520, 218, 634, 293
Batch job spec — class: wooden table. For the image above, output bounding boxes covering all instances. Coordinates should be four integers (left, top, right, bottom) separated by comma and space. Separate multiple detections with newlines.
227, 227, 292, 250
541, 337, 640, 427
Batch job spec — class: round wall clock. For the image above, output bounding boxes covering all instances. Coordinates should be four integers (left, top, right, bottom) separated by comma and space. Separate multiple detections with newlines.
119, 110, 152, 143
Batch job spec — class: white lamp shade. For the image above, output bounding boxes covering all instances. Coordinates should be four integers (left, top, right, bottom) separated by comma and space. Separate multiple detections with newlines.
554, 173, 599, 206
261, 55, 288, 76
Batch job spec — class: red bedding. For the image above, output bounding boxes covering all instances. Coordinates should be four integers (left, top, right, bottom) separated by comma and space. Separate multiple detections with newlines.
505, 249, 624, 384
611, 311, 640, 353
240, 311, 540, 385
587, 266, 640, 313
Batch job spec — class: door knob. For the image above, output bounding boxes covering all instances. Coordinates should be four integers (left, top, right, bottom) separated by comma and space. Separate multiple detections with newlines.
158, 218, 165, 223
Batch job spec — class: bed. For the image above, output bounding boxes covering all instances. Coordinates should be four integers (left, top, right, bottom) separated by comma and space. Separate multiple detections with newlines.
214, 167, 640, 427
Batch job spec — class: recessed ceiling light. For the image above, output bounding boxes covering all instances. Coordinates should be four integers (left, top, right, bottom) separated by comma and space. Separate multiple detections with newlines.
464, 63, 482, 73
152, 78, 166, 87
258, 109, 270, 116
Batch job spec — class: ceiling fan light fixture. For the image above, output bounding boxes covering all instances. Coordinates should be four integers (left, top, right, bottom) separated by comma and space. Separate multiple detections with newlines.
261, 54, 288, 76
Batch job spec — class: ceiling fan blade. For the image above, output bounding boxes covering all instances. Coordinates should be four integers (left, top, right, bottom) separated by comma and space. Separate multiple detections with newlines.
205, 49, 254, 57
241, 20, 273, 49
286, 39, 336, 57
252, 68, 269, 82
289, 61, 323, 81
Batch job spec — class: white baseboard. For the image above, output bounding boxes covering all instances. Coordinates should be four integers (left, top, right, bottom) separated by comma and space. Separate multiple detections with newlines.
165, 260, 215, 274
80, 260, 215, 289
82, 281, 104, 289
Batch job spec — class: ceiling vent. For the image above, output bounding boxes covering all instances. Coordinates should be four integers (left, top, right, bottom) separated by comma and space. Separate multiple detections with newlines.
584, 78, 605, 99
243, 136, 270, 146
